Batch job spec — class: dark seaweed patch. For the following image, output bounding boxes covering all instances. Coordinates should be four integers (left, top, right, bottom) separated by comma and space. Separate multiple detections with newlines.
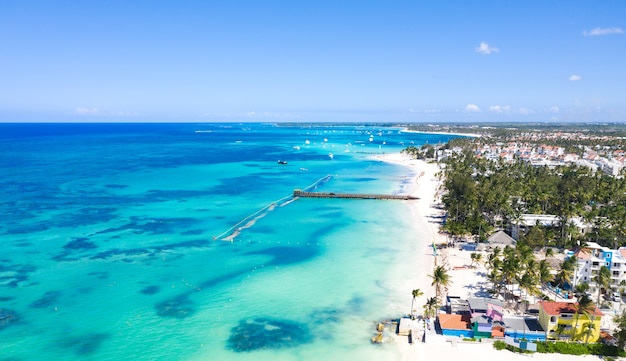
93, 216, 201, 236
104, 184, 128, 189
226, 317, 312, 352
59, 333, 110, 356
0, 264, 36, 289
88, 239, 208, 261
53, 238, 99, 261
30, 291, 61, 309
0, 297, 15, 302
0, 309, 19, 330
181, 229, 204, 236
155, 296, 195, 319
56, 207, 118, 227
63, 238, 97, 250
309, 308, 341, 325
245, 246, 318, 266
12, 241, 33, 248
140, 285, 160, 295
145, 189, 215, 199
4, 223, 49, 235
87, 272, 109, 280
346, 296, 365, 313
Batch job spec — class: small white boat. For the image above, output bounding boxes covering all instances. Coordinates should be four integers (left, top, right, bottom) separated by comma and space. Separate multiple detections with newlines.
328, 153, 334, 159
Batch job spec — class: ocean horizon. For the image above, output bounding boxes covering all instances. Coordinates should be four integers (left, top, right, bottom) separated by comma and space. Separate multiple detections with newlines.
0, 123, 461, 360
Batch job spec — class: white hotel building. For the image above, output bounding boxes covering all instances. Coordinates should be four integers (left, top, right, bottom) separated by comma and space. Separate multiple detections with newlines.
568, 242, 626, 294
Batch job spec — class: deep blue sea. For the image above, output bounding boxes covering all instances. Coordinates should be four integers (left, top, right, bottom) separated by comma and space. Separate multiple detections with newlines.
0, 123, 458, 360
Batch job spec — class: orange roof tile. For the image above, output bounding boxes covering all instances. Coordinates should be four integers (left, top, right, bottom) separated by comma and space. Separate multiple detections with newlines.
574, 249, 591, 260
438, 314, 470, 330
539, 301, 603, 317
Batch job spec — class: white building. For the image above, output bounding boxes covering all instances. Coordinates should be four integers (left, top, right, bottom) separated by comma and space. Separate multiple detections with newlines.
510, 214, 591, 240
568, 242, 626, 294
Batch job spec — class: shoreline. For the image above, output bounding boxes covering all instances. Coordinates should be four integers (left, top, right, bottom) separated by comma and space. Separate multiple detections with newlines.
375, 152, 598, 361
400, 128, 482, 138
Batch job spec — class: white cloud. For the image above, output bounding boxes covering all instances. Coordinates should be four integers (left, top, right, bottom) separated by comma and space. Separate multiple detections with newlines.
583, 27, 624, 36
569, 74, 582, 81
409, 108, 415, 113
549, 106, 560, 113
475, 41, 499, 55
465, 104, 481, 112
518, 107, 535, 115
246, 111, 256, 116
74, 107, 99, 115
488, 105, 510, 113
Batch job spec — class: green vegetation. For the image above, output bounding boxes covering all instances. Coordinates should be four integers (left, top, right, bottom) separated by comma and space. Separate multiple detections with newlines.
484, 244, 543, 304
492, 340, 532, 354
422, 296, 438, 318
614, 310, 626, 349
493, 340, 625, 357
409, 288, 423, 317
430, 265, 451, 301
437, 151, 626, 249
535, 341, 625, 357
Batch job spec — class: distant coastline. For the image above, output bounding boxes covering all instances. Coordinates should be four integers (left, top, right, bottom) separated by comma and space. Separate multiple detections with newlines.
401, 128, 482, 138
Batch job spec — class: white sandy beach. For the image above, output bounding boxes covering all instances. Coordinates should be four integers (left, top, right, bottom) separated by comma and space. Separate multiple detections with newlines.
376, 153, 601, 361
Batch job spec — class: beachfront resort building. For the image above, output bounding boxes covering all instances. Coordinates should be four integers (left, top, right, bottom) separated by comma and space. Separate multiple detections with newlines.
568, 242, 626, 295
510, 214, 591, 240
538, 300, 603, 342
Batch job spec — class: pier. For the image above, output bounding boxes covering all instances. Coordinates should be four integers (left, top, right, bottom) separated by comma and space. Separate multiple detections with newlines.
293, 190, 418, 200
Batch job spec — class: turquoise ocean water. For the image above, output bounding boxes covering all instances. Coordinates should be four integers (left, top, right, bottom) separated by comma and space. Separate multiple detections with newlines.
0, 123, 459, 360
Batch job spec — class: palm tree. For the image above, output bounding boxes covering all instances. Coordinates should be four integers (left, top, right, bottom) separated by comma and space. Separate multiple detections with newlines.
594, 266, 611, 306
470, 252, 482, 268
574, 282, 590, 298
555, 258, 575, 290
574, 293, 594, 341
423, 296, 439, 318
519, 271, 538, 312
501, 248, 520, 303
430, 265, 451, 301
583, 321, 596, 344
538, 259, 552, 288
410, 289, 423, 317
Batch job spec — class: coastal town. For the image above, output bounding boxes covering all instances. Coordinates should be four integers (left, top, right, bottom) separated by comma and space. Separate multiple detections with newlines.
375, 124, 626, 360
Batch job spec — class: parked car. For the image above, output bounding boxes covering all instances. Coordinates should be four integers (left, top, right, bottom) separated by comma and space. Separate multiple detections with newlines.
612, 292, 621, 302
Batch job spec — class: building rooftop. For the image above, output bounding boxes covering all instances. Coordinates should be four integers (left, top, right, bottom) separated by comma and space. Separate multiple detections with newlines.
438, 313, 470, 330
538, 301, 604, 317
502, 316, 544, 332
468, 297, 504, 311
486, 230, 516, 247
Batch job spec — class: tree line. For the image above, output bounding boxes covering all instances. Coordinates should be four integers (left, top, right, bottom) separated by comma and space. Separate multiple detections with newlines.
437, 150, 626, 250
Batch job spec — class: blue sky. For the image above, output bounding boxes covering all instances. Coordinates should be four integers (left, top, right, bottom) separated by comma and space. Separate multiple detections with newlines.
1, 1, 625, 123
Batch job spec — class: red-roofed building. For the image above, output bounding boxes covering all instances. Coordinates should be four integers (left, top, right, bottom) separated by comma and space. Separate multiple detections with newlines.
438, 313, 472, 338
538, 301, 603, 342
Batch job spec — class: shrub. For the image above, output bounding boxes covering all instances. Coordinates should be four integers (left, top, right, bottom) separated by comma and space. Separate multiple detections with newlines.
535, 341, 625, 357
493, 341, 507, 350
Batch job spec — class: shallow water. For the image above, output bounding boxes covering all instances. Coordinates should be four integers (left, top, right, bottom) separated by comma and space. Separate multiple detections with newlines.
0, 123, 460, 360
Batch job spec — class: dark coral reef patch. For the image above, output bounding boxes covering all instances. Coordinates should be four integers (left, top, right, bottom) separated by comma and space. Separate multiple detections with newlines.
226, 317, 312, 352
